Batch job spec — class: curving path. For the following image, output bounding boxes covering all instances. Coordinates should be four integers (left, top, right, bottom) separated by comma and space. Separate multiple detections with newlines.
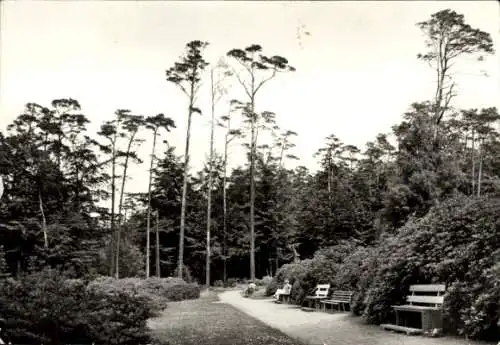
218, 290, 495, 345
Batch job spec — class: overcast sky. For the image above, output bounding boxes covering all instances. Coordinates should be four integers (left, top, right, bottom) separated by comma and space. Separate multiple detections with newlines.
1, 1, 499, 195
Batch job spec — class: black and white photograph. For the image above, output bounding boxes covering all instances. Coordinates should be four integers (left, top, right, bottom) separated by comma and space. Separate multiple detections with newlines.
0, 1, 499, 344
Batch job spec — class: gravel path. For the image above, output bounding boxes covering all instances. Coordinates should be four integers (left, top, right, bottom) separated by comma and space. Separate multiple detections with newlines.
218, 290, 496, 345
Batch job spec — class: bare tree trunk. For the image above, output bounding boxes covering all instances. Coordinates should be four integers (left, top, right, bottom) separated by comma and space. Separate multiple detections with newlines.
327, 150, 332, 208
222, 126, 229, 285
146, 129, 158, 278
477, 137, 483, 197
205, 69, 218, 287
38, 191, 48, 249
116, 132, 137, 278
471, 129, 476, 196
109, 144, 117, 276
275, 254, 278, 276
156, 210, 160, 277
178, 92, 195, 279
249, 99, 256, 281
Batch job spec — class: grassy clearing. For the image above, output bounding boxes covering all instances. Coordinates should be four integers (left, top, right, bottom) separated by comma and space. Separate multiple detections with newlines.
149, 290, 304, 345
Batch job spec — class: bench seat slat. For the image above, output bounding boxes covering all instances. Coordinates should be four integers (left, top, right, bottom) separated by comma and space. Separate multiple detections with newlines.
409, 284, 446, 292
406, 295, 444, 304
392, 305, 441, 311
320, 300, 339, 304
327, 299, 350, 303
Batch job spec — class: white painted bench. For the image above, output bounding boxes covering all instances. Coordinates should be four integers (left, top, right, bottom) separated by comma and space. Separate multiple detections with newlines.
381, 284, 446, 335
301, 284, 330, 312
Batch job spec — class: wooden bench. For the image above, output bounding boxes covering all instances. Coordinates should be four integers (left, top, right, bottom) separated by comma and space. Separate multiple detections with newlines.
301, 284, 330, 312
277, 291, 291, 304
0, 317, 10, 345
320, 290, 353, 312
274, 284, 292, 304
381, 284, 446, 335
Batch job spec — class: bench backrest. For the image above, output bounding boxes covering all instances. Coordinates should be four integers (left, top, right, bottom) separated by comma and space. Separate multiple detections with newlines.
407, 284, 446, 307
314, 284, 330, 297
330, 290, 354, 302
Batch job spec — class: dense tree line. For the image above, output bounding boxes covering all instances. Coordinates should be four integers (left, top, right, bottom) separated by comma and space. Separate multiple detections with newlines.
0, 9, 498, 287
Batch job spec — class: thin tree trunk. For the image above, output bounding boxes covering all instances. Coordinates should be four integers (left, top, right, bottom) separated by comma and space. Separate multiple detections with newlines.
477, 137, 483, 197
75, 165, 80, 212
471, 129, 476, 196
327, 149, 332, 208
275, 253, 278, 276
146, 129, 158, 278
178, 91, 195, 279
206, 70, 216, 287
109, 141, 117, 276
116, 131, 137, 278
156, 210, 160, 277
222, 123, 229, 284
38, 190, 48, 249
249, 98, 256, 281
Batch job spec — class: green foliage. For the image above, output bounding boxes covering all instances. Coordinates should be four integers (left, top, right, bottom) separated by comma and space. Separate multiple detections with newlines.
1, 27, 499, 343
87, 276, 200, 311
266, 197, 499, 341
173, 263, 194, 283
266, 259, 313, 303
359, 197, 500, 340
225, 277, 239, 287
97, 240, 145, 278
0, 269, 154, 345
0, 245, 9, 278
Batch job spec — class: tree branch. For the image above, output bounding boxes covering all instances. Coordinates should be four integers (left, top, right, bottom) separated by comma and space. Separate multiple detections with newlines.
231, 68, 252, 99
254, 68, 277, 95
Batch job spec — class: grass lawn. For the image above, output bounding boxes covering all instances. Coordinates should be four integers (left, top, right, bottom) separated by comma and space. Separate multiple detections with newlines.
149, 290, 305, 345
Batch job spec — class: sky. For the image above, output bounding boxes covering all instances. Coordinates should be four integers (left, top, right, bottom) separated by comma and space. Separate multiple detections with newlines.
1, 0, 499, 196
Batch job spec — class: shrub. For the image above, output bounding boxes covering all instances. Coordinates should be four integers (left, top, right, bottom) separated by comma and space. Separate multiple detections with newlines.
87, 276, 200, 311
164, 283, 200, 301
0, 269, 154, 345
173, 264, 193, 283
266, 259, 313, 303
261, 275, 273, 286
358, 197, 500, 341
267, 242, 358, 304
333, 245, 381, 315
225, 278, 238, 287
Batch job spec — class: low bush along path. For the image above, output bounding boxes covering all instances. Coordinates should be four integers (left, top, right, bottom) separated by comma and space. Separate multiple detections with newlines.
217, 290, 497, 345
148, 289, 306, 345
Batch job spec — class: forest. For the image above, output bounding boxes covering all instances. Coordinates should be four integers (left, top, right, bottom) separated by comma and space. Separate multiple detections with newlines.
0, 8, 499, 344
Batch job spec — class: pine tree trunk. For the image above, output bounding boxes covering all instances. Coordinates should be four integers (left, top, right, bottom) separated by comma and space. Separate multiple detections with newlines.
146, 129, 158, 278
38, 190, 48, 249
109, 143, 117, 276
116, 132, 137, 278
206, 71, 216, 287
477, 137, 483, 197
223, 128, 229, 284
156, 210, 160, 277
471, 129, 476, 196
249, 99, 256, 281
178, 92, 195, 279
275, 254, 278, 276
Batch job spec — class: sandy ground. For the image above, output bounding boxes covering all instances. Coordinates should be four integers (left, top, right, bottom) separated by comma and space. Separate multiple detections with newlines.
218, 290, 496, 345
